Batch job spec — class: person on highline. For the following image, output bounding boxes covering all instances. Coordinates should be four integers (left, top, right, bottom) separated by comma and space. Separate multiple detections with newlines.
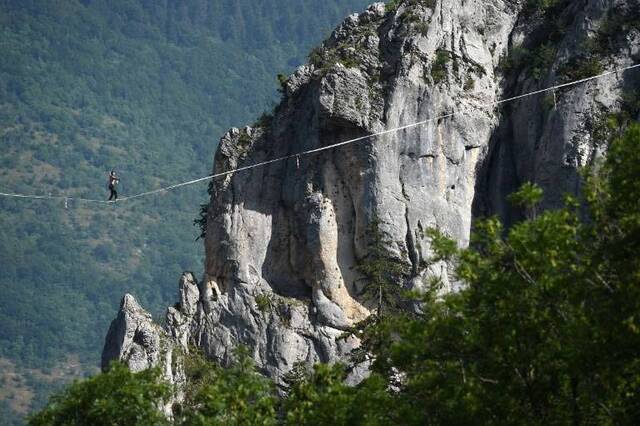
108, 170, 120, 201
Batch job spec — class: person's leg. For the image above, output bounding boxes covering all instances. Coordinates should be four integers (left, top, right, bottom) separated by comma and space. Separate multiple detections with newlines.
109, 186, 115, 200
113, 189, 117, 200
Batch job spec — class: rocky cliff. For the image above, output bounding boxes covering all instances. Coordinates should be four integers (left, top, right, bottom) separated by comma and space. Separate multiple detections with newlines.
103, 0, 639, 394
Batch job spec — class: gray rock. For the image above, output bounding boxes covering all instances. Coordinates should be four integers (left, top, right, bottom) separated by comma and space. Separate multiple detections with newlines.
102, 293, 185, 417
103, 0, 640, 403
191, 0, 517, 385
102, 294, 162, 373
474, 0, 640, 224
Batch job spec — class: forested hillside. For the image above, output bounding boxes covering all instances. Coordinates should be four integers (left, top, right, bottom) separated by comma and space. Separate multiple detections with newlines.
0, 0, 371, 421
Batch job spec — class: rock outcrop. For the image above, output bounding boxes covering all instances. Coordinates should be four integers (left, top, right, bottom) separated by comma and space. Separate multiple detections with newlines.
102, 293, 185, 415
103, 0, 639, 396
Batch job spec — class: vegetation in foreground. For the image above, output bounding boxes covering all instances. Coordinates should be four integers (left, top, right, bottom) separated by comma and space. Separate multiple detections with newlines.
30, 125, 640, 424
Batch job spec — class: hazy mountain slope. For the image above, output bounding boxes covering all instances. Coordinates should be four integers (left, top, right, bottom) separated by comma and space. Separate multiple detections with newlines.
0, 0, 371, 421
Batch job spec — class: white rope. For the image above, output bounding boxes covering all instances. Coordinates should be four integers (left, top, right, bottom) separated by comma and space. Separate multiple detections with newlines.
0, 191, 112, 204
2, 63, 639, 205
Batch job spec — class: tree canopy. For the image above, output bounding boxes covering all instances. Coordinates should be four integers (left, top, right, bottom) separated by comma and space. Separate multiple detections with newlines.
28, 363, 170, 426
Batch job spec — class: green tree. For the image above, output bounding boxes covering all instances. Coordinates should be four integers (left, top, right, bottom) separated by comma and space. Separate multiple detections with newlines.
28, 363, 170, 426
284, 364, 392, 426
356, 218, 410, 317
507, 181, 544, 219
180, 347, 278, 426
345, 218, 411, 370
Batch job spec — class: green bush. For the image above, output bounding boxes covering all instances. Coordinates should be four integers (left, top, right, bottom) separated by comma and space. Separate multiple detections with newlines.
557, 56, 604, 81
499, 44, 556, 80
385, 0, 401, 13
463, 76, 475, 91
181, 348, 278, 426
255, 294, 274, 313
524, 0, 562, 15
308, 46, 325, 68
29, 363, 170, 426
415, 21, 429, 36
277, 73, 288, 94
430, 50, 450, 84
356, 218, 410, 316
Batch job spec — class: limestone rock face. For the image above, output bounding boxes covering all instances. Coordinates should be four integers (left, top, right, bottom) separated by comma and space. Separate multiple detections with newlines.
102, 294, 164, 373
474, 0, 640, 225
193, 0, 518, 385
102, 293, 185, 416
103, 0, 639, 391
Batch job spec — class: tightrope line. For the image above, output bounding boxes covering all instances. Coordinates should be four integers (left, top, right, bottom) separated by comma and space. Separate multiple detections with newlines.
2, 62, 638, 206
0, 191, 112, 204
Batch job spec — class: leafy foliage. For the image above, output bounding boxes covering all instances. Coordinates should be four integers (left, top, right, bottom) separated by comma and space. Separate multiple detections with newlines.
430, 50, 451, 84
385, 0, 436, 14
194, 181, 214, 241
339, 218, 411, 368
27, 363, 170, 426
507, 181, 544, 218
255, 293, 275, 313
284, 364, 356, 425
176, 349, 220, 410
499, 44, 558, 81
523, 0, 564, 15
385, 0, 402, 13
557, 56, 604, 81
356, 218, 410, 316
178, 347, 278, 426
284, 364, 393, 426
